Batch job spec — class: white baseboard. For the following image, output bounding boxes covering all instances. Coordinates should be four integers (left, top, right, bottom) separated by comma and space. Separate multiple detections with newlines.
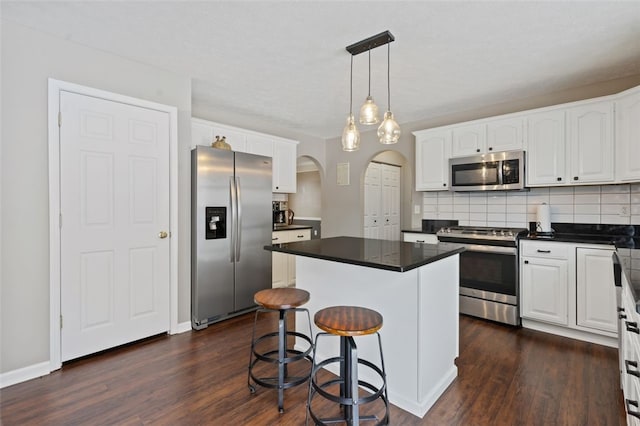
0, 361, 50, 389
173, 321, 192, 334
522, 319, 618, 348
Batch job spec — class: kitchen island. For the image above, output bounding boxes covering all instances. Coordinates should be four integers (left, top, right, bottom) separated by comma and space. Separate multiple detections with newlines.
265, 236, 464, 418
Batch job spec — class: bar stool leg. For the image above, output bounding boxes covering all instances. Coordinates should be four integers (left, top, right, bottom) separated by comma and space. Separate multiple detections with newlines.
247, 309, 261, 394
277, 309, 286, 413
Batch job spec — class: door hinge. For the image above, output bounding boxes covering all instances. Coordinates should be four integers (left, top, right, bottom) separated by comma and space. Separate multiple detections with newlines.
60, 315, 63, 329
58, 111, 62, 127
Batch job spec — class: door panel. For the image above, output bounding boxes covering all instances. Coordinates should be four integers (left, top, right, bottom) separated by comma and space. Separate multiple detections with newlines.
60, 91, 170, 361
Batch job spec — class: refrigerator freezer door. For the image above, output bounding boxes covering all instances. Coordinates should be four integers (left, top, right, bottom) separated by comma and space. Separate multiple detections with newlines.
191, 147, 235, 327
233, 152, 273, 311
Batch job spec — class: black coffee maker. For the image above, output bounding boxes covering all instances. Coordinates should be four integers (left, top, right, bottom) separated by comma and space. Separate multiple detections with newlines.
272, 201, 287, 226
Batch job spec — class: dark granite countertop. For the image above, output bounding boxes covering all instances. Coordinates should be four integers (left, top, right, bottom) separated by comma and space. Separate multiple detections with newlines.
272, 224, 313, 231
614, 251, 640, 314
265, 236, 465, 272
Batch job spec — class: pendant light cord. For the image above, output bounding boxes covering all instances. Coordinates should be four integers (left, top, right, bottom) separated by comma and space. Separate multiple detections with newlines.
349, 55, 354, 113
387, 43, 391, 111
368, 50, 371, 96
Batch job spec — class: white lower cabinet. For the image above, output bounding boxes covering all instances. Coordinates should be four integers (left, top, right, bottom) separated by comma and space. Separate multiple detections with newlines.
520, 240, 617, 345
520, 242, 569, 325
576, 247, 618, 333
620, 273, 640, 425
271, 229, 311, 288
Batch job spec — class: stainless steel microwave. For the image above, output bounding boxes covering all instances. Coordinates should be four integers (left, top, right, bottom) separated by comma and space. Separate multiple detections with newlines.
449, 150, 525, 191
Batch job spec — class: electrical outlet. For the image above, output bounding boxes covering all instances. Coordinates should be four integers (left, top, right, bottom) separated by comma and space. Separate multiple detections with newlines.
620, 205, 630, 217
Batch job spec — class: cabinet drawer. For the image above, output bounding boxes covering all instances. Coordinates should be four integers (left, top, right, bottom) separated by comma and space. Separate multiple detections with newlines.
403, 232, 438, 244
520, 241, 571, 259
272, 229, 311, 244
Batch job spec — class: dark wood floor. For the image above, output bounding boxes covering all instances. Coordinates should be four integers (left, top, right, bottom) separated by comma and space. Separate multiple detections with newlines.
1, 313, 626, 425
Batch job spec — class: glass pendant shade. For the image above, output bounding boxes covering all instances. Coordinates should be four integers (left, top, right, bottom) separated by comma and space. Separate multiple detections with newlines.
377, 111, 401, 144
359, 95, 379, 125
342, 113, 361, 151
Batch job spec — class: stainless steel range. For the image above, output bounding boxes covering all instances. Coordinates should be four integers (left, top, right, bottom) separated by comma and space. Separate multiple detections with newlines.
436, 226, 528, 326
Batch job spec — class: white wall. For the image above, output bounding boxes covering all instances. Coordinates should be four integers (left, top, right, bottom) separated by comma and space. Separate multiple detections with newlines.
289, 171, 321, 219
423, 184, 640, 227
0, 20, 192, 374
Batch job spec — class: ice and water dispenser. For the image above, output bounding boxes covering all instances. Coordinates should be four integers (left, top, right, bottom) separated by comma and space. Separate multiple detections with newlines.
205, 207, 226, 239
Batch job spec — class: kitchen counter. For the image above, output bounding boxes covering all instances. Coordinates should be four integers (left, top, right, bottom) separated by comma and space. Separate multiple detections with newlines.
266, 236, 464, 272
272, 224, 312, 231
266, 236, 462, 417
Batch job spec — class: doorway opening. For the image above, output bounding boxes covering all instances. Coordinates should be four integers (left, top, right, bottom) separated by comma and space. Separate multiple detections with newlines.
288, 155, 323, 239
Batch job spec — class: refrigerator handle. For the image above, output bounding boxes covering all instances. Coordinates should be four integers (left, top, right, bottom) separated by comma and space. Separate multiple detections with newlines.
229, 176, 237, 262
235, 176, 242, 261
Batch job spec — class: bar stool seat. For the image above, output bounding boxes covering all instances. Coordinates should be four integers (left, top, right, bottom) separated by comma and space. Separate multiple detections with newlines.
307, 306, 389, 425
247, 288, 314, 413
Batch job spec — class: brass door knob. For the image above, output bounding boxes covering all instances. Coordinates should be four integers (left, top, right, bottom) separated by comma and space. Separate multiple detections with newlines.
159, 231, 168, 239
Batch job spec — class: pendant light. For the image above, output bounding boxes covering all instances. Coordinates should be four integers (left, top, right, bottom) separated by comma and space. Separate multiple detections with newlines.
341, 55, 361, 151
359, 50, 379, 125
378, 42, 401, 144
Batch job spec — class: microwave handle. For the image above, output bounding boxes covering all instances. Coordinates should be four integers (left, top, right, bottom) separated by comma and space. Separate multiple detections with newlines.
498, 160, 504, 185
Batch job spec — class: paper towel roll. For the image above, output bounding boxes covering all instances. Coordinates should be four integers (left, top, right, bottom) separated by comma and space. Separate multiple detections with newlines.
536, 203, 552, 233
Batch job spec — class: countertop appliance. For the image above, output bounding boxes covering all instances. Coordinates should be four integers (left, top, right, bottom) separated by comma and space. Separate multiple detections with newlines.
437, 225, 528, 325
449, 150, 525, 191
191, 146, 272, 329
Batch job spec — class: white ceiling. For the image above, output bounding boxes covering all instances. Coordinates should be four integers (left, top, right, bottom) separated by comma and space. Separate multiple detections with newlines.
3, 1, 640, 139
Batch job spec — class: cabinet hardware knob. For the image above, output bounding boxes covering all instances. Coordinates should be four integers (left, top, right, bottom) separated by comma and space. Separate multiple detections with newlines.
488, 147, 493, 151
619, 307, 626, 313
536, 249, 551, 253
620, 313, 628, 320
297, 235, 304, 238
626, 360, 640, 377
573, 176, 579, 181
476, 149, 480, 153
626, 321, 640, 334
417, 240, 425, 243
524, 260, 529, 264
557, 177, 562, 181
443, 183, 447, 186
626, 399, 640, 418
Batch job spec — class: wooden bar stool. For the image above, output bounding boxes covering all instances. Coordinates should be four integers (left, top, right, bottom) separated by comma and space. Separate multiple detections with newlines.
247, 288, 314, 413
307, 306, 389, 425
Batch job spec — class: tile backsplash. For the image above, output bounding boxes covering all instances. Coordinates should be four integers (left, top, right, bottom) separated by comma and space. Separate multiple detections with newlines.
422, 183, 640, 228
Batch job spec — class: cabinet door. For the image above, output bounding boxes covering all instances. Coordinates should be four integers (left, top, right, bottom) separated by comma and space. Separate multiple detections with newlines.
273, 140, 297, 193
246, 134, 274, 158
616, 89, 640, 182
364, 163, 382, 238
381, 164, 401, 241
415, 130, 451, 190
567, 101, 614, 184
486, 117, 523, 153
451, 124, 486, 157
526, 110, 566, 186
521, 256, 568, 325
403, 232, 438, 244
576, 247, 617, 333
272, 252, 288, 288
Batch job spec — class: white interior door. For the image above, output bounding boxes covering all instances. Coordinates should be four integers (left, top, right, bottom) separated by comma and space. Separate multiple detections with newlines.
364, 163, 381, 238
364, 162, 400, 241
381, 164, 401, 240
59, 91, 170, 361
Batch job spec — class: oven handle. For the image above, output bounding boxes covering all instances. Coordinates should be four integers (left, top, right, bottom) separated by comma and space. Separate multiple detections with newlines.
448, 243, 516, 255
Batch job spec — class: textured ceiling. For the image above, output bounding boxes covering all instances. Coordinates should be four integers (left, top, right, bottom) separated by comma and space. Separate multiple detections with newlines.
3, 1, 640, 139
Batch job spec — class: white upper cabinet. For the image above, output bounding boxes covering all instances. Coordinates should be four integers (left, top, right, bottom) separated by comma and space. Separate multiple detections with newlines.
451, 124, 486, 157
616, 87, 640, 182
566, 100, 614, 184
526, 110, 567, 186
486, 117, 524, 153
272, 140, 297, 193
451, 117, 523, 158
414, 128, 451, 191
191, 118, 298, 193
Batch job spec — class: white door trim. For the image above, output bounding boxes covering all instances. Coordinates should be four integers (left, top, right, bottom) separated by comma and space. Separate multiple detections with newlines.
47, 79, 179, 371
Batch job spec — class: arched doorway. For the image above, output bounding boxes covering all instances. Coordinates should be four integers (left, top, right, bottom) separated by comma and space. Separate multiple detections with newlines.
288, 155, 323, 239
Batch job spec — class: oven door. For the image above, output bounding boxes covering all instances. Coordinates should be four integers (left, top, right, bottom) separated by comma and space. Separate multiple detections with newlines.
458, 245, 517, 305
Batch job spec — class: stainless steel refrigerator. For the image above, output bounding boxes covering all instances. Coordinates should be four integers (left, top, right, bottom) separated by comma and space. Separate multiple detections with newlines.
191, 146, 272, 329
